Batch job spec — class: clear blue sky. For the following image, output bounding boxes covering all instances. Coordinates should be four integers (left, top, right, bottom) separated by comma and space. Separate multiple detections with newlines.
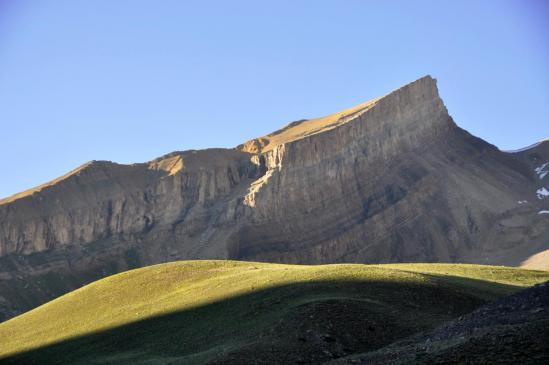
0, 0, 547, 199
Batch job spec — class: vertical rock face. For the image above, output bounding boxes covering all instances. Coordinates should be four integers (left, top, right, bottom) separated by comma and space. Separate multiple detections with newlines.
0, 149, 258, 257
229, 77, 546, 265
0, 75, 548, 320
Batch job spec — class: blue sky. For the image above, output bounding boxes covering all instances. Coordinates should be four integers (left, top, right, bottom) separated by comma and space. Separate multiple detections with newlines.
0, 0, 548, 198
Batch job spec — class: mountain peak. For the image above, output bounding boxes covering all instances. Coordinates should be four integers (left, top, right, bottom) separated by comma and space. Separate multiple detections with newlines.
237, 75, 441, 154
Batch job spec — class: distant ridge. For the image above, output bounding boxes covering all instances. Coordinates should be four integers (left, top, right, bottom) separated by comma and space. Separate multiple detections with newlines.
502, 139, 549, 153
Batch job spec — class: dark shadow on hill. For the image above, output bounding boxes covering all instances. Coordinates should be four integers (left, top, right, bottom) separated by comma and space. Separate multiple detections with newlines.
0, 275, 527, 365
332, 280, 549, 365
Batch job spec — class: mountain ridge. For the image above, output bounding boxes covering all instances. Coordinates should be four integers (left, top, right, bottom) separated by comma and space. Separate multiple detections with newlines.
2, 76, 546, 206
0, 75, 548, 321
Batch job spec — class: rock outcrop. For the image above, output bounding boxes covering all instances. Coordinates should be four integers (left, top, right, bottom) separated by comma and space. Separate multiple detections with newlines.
0, 76, 548, 320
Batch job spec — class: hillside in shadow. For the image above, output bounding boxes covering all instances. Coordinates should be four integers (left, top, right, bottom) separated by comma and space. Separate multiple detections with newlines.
0, 273, 527, 365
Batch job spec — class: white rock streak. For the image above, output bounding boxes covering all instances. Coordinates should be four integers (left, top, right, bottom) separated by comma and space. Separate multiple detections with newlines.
534, 162, 548, 180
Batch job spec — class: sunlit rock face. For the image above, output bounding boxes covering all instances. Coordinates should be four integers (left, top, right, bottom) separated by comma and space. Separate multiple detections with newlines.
0, 76, 548, 320
228, 77, 548, 265
0, 149, 259, 257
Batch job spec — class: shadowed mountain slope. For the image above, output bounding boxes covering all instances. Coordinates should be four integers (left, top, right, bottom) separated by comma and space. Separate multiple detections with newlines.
0, 76, 548, 321
334, 278, 549, 364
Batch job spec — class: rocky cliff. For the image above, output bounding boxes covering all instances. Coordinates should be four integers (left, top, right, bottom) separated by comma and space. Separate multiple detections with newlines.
0, 76, 548, 320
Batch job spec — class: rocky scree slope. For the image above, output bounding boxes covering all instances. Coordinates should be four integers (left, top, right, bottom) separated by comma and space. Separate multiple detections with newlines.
0, 76, 547, 321
334, 279, 549, 364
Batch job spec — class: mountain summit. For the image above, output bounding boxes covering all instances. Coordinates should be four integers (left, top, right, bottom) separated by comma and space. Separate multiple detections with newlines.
0, 76, 548, 320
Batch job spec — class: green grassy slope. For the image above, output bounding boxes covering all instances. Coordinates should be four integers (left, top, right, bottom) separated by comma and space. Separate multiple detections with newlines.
0, 261, 547, 364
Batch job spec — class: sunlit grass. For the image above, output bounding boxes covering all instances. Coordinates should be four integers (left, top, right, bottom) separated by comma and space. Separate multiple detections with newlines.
0, 261, 547, 364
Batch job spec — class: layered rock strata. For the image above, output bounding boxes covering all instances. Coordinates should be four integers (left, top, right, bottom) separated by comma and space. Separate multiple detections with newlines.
0, 76, 548, 320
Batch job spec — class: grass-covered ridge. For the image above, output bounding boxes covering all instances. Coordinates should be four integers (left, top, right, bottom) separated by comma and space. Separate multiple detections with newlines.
0, 261, 547, 364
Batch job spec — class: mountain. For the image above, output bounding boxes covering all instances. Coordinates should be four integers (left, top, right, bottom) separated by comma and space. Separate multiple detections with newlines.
0, 261, 547, 364
0, 76, 548, 321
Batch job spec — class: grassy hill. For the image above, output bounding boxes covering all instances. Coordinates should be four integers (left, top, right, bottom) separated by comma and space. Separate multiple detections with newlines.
0, 261, 547, 364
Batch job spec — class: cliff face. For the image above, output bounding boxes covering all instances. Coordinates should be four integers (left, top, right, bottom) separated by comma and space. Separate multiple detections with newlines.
0, 149, 259, 257
0, 76, 548, 320
228, 77, 547, 265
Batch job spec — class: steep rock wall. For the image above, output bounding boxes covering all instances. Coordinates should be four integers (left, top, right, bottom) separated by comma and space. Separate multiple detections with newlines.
0, 149, 258, 257
228, 77, 541, 264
